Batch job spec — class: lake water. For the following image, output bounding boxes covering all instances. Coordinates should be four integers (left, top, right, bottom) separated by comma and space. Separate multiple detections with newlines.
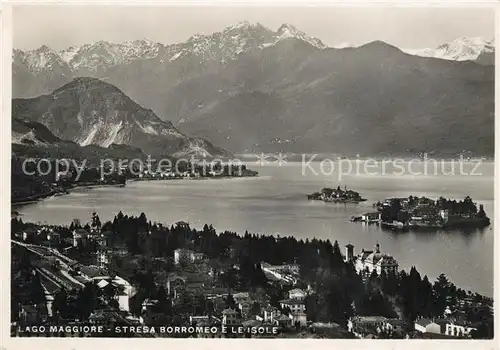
14, 161, 494, 296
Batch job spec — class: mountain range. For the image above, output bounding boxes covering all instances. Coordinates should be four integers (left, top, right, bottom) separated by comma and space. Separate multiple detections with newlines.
402, 37, 494, 65
12, 22, 495, 157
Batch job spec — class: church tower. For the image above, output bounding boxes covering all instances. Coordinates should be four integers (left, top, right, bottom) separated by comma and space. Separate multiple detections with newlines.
345, 243, 354, 263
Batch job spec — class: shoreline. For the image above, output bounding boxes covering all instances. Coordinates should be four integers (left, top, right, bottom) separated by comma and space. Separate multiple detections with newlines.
11, 174, 260, 207
11, 182, 126, 207
128, 174, 259, 182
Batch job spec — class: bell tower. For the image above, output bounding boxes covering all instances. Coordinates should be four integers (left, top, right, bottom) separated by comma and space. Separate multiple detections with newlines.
345, 243, 354, 262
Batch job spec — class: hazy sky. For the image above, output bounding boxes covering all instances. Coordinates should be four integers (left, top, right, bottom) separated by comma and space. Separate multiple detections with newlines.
13, 5, 495, 51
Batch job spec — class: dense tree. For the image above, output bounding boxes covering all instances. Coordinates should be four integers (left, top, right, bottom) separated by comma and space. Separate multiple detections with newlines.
225, 294, 237, 310
52, 288, 69, 319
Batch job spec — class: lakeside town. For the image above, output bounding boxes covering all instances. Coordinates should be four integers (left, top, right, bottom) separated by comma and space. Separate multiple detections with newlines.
12, 156, 258, 204
11, 211, 493, 338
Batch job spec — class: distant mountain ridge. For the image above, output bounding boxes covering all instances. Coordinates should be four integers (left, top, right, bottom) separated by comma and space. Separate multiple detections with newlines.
14, 22, 325, 74
12, 77, 230, 158
402, 37, 494, 65
12, 22, 495, 157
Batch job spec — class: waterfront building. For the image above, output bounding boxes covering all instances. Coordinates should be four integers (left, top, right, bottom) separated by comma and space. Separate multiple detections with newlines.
361, 212, 382, 223
439, 209, 449, 224
353, 243, 399, 276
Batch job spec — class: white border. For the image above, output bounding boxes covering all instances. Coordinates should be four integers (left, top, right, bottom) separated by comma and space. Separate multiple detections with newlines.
1, 1, 498, 350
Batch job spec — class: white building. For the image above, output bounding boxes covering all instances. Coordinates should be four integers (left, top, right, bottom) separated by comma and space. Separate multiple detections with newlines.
354, 243, 398, 276
116, 291, 130, 312
260, 307, 281, 323
414, 318, 441, 334
72, 228, 89, 247
291, 312, 307, 326
280, 299, 306, 313
288, 288, 307, 300
173, 248, 204, 265
439, 209, 449, 224
96, 249, 109, 269
445, 321, 476, 337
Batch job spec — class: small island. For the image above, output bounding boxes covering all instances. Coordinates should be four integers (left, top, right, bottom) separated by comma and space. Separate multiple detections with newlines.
307, 186, 367, 203
365, 195, 490, 230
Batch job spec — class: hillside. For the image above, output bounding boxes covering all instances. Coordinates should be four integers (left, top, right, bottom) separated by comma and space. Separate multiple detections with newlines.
12, 77, 230, 158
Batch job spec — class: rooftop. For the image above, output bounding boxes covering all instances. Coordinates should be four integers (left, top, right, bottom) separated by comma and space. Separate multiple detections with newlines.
352, 316, 388, 323
280, 299, 305, 305
242, 319, 262, 327
275, 314, 292, 321
415, 318, 433, 327
222, 308, 240, 315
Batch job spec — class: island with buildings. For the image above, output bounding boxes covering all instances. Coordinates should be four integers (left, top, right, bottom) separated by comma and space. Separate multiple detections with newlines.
350, 196, 490, 230
10, 211, 493, 339
307, 186, 366, 203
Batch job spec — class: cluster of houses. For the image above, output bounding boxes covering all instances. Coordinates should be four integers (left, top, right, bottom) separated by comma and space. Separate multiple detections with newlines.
348, 316, 407, 338
218, 288, 309, 329
13, 218, 488, 339
138, 169, 204, 180
347, 314, 480, 339
376, 197, 450, 227
414, 316, 477, 338
260, 262, 300, 285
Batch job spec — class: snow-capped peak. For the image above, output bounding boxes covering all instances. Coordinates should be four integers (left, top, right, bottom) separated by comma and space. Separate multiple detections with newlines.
277, 23, 301, 36
20, 44, 68, 73
402, 36, 494, 62
332, 42, 355, 49
15, 21, 328, 72
435, 37, 494, 60
226, 20, 261, 31
275, 23, 326, 49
